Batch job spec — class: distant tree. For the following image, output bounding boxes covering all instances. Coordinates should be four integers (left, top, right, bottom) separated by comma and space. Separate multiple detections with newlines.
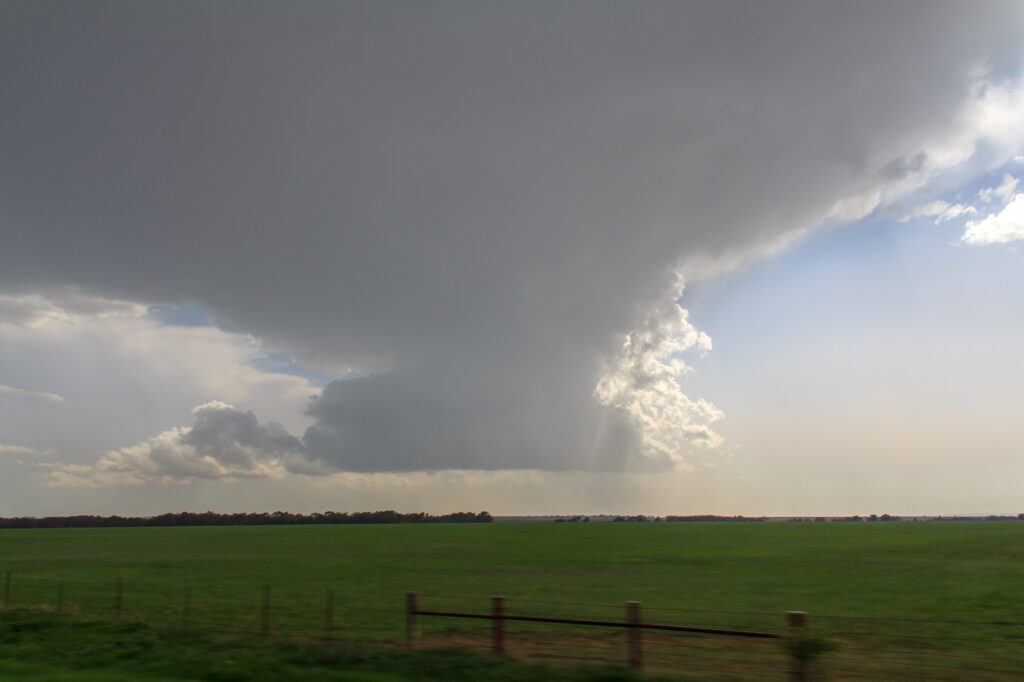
0, 509, 495, 528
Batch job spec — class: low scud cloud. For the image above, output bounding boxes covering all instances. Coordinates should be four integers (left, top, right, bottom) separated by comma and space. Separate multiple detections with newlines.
3, 2, 1024, 489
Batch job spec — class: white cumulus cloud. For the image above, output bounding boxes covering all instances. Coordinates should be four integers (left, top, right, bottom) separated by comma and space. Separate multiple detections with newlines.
46, 401, 327, 486
595, 275, 722, 469
962, 183, 1024, 245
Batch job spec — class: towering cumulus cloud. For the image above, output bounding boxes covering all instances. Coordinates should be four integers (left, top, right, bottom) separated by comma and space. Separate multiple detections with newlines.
2, 2, 1023, 477
594, 276, 721, 470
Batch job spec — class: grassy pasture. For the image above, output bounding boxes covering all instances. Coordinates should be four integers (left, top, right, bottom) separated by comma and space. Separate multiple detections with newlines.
2, 521, 1024, 679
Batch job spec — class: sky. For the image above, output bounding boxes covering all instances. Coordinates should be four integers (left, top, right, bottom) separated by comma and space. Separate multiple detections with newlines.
2, 1, 1023, 517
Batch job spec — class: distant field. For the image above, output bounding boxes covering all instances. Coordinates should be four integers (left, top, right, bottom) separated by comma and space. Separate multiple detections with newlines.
2, 521, 1024, 680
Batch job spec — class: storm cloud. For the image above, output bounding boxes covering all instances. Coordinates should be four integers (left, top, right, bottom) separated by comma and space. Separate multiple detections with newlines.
3, 2, 1023, 474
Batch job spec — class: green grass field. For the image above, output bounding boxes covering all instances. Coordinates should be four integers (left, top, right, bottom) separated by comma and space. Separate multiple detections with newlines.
2, 521, 1023, 680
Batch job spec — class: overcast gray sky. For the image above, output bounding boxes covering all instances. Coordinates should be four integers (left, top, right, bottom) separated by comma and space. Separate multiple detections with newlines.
2, 1, 1023, 515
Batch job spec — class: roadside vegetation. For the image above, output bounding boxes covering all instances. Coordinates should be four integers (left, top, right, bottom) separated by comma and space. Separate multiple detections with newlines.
0, 609, 689, 682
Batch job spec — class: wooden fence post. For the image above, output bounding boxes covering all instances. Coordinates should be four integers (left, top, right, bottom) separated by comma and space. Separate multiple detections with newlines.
325, 588, 335, 640
3, 571, 9, 609
627, 601, 643, 670
261, 585, 271, 637
787, 610, 808, 682
406, 592, 419, 649
114, 577, 123, 617
492, 596, 506, 656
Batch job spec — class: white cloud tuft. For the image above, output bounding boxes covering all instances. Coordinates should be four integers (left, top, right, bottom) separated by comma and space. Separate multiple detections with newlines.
979, 174, 1020, 204
595, 275, 723, 469
909, 200, 977, 223
191, 400, 235, 414
962, 193, 1024, 244
0, 384, 64, 402
0, 443, 45, 456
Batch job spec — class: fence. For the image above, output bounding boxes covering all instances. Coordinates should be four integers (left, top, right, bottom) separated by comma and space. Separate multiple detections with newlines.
0, 570, 400, 643
3, 570, 1024, 680
405, 592, 810, 676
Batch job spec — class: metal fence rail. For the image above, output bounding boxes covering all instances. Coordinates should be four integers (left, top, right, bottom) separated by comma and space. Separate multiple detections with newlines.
406, 592, 800, 675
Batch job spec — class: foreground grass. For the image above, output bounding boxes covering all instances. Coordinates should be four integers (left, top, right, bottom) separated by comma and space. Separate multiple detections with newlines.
0, 609, 683, 682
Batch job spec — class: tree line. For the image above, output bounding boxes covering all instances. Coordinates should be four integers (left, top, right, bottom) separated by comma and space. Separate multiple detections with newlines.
0, 510, 494, 529
609, 515, 765, 522
564, 514, 1024, 523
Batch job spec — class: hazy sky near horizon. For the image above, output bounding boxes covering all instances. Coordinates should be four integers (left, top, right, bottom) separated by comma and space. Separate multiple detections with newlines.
2, 1, 1023, 516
